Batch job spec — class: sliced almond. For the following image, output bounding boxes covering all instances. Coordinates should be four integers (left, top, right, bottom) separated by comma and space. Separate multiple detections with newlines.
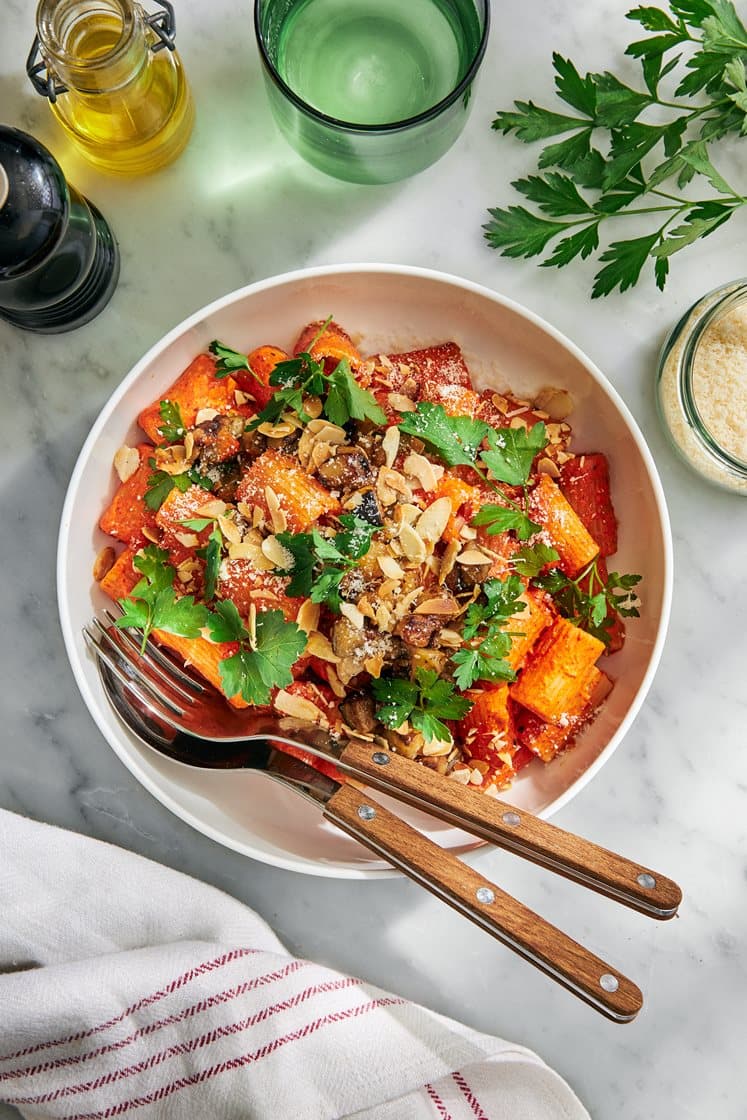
218, 515, 242, 545
457, 547, 491, 566
233, 391, 250, 407
237, 500, 254, 520
261, 534, 293, 569
153, 445, 189, 476
537, 456, 561, 478
248, 602, 257, 649
422, 736, 453, 757
306, 631, 340, 663
387, 392, 417, 412
399, 522, 427, 564
325, 665, 347, 698
364, 655, 385, 678
458, 524, 478, 541
264, 486, 287, 534
448, 767, 471, 785
340, 602, 365, 629
197, 499, 228, 518
438, 539, 460, 584
394, 503, 421, 527
296, 599, 320, 634
183, 431, 196, 462
403, 451, 443, 492
113, 445, 140, 483
415, 497, 452, 544
274, 689, 327, 725
509, 416, 528, 430
93, 545, 116, 582
381, 426, 400, 469
437, 627, 463, 649
173, 531, 199, 548
534, 387, 573, 421
413, 596, 458, 616
195, 407, 219, 424
142, 525, 160, 544
377, 554, 405, 580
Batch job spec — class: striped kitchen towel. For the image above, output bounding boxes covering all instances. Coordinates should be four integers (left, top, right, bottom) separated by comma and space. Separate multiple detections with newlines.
0, 809, 589, 1120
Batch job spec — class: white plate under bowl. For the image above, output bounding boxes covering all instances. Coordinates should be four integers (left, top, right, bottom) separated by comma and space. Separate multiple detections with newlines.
58, 265, 672, 878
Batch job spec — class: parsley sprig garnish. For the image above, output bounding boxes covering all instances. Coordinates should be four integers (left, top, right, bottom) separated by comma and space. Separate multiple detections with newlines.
116, 547, 306, 705
246, 352, 386, 430
144, 461, 213, 511
485, 2, 747, 296
209, 340, 263, 384
277, 515, 377, 613
399, 402, 547, 539
157, 400, 187, 444
116, 545, 208, 652
372, 668, 472, 745
207, 601, 307, 706
534, 557, 642, 644
451, 575, 526, 690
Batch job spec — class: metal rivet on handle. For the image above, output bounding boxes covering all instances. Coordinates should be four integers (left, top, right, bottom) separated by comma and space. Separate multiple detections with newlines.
637, 872, 656, 890
371, 752, 390, 766
476, 887, 495, 905
599, 973, 619, 993
502, 811, 521, 827
357, 805, 376, 821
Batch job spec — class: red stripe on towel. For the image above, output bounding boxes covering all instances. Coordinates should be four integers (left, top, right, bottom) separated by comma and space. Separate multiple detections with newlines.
425, 1083, 454, 1120
453, 1071, 490, 1119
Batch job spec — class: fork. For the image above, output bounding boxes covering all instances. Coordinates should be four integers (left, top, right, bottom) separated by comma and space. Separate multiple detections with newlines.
84, 610, 682, 922
83, 617, 658, 1022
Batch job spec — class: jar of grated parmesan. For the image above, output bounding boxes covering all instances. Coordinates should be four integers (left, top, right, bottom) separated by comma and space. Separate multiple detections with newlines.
657, 280, 747, 493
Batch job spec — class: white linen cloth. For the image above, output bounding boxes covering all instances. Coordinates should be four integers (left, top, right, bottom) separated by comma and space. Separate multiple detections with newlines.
0, 809, 589, 1120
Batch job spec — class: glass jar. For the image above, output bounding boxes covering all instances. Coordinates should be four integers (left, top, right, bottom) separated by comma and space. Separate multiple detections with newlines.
27, 0, 194, 176
656, 280, 747, 494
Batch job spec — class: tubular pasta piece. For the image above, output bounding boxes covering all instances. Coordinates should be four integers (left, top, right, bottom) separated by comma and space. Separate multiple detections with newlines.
528, 473, 599, 578
509, 616, 606, 724
138, 354, 238, 444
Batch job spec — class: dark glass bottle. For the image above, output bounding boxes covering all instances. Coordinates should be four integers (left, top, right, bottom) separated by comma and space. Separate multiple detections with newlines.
0, 125, 119, 333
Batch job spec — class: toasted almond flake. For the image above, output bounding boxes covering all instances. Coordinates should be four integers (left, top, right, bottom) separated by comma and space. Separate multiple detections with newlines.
233, 391, 249, 407
403, 451, 443, 492
218, 515, 242, 544
227, 541, 274, 568
387, 392, 417, 413
377, 578, 399, 600
448, 767, 471, 785
325, 665, 346, 698
113, 445, 140, 483
381, 426, 400, 468
264, 486, 288, 534
377, 554, 405, 580
459, 524, 477, 541
275, 689, 327, 725
173, 531, 199, 548
457, 548, 491, 566
252, 505, 265, 528
306, 631, 340, 662
395, 503, 421, 527
248, 602, 257, 648
237, 500, 253, 520
261, 534, 294, 568
537, 456, 561, 478
469, 769, 485, 786
93, 545, 116, 582
415, 497, 451, 543
437, 627, 463, 649
364, 655, 385, 678
438, 539, 460, 584
142, 525, 160, 544
413, 596, 458, 616
296, 599, 320, 634
491, 393, 509, 413
310, 443, 334, 470
377, 467, 411, 507
422, 737, 453, 757
509, 416, 528, 430
153, 444, 189, 476
340, 602, 365, 629
249, 588, 280, 601
314, 422, 347, 444
183, 431, 196, 462
398, 522, 426, 565
197, 499, 228, 518
195, 407, 220, 424
534, 387, 573, 421
556, 449, 574, 465
356, 595, 376, 621
258, 420, 295, 438
392, 586, 424, 621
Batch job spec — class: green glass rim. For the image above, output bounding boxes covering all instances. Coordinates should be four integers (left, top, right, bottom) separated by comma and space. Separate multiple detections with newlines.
678, 279, 747, 478
253, 0, 490, 135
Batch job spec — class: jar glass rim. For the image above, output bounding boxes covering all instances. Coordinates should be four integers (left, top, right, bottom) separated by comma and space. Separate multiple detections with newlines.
252, 0, 490, 135
678, 279, 747, 477
36, 0, 136, 70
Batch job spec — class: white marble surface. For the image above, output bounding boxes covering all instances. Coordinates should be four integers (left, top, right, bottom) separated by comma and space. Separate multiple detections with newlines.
1, 0, 746, 1116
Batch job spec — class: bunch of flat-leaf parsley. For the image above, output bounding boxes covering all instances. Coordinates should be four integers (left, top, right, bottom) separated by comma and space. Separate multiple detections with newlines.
485, 1, 747, 296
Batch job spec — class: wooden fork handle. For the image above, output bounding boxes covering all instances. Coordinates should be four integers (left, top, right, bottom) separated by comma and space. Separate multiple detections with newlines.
338, 741, 681, 920
324, 784, 642, 1023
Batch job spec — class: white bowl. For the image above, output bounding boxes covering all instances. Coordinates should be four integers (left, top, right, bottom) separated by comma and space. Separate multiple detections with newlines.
58, 265, 672, 878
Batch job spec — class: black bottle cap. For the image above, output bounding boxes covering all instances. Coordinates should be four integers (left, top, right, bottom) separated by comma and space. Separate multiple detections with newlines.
0, 125, 67, 280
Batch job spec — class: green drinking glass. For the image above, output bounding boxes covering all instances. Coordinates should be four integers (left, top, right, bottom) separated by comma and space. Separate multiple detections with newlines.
254, 0, 489, 184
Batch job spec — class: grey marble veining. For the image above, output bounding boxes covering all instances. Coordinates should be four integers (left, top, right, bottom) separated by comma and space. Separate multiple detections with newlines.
1, 1, 747, 1117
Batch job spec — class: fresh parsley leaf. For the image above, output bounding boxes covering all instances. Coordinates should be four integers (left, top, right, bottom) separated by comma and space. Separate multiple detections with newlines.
247, 349, 383, 430
210, 607, 307, 706
493, 101, 590, 141
199, 524, 223, 603
144, 462, 213, 511
277, 517, 377, 612
534, 558, 642, 645
115, 545, 209, 650
471, 503, 540, 541
591, 232, 660, 298
157, 400, 186, 443
453, 574, 525, 688
398, 402, 489, 467
511, 541, 561, 578
372, 669, 472, 745
484, 206, 571, 259
452, 630, 515, 691
209, 340, 262, 384
179, 517, 213, 532
480, 422, 548, 486
325, 359, 387, 427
